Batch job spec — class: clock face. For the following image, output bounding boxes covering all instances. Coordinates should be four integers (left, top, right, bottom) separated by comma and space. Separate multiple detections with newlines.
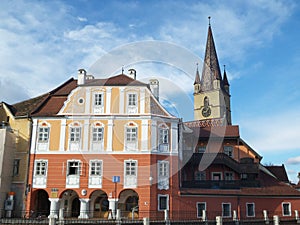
202, 106, 211, 117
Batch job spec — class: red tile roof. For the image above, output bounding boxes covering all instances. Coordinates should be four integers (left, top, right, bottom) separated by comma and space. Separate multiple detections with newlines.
83, 74, 149, 87
265, 165, 289, 183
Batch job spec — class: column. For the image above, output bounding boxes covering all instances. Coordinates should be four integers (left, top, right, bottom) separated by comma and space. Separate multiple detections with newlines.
141, 119, 148, 151
108, 198, 118, 219
30, 119, 38, 153
107, 119, 113, 151
83, 119, 90, 151
59, 119, 67, 151
106, 87, 112, 114
140, 88, 145, 114
78, 198, 90, 219
48, 198, 59, 219
119, 87, 125, 114
171, 122, 178, 153
151, 120, 157, 152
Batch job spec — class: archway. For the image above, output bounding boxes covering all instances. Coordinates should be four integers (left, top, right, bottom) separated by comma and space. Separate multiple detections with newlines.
118, 189, 139, 218
89, 190, 109, 218
59, 190, 79, 218
31, 190, 50, 217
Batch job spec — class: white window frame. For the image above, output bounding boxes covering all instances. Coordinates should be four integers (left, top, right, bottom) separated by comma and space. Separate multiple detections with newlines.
224, 146, 234, 158
33, 159, 48, 188
124, 122, 138, 151
37, 122, 50, 151
282, 202, 291, 216
67, 160, 81, 176
69, 123, 82, 151
224, 171, 234, 181
212, 172, 222, 180
89, 160, 103, 176
158, 194, 169, 211
124, 159, 138, 188
127, 92, 138, 113
93, 92, 104, 114
34, 160, 48, 176
222, 203, 231, 218
158, 124, 169, 152
246, 202, 255, 217
196, 202, 206, 218
91, 122, 104, 151
157, 160, 169, 190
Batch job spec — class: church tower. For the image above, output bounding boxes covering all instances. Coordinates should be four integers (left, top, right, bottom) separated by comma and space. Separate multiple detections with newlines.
194, 18, 231, 125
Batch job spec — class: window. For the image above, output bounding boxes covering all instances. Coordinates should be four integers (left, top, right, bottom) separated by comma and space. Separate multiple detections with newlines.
224, 172, 234, 181
224, 146, 233, 158
70, 127, 81, 142
67, 161, 81, 175
282, 202, 291, 216
90, 160, 102, 176
159, 128, 168, 144
124, 160, 138, 188
158, 161, 169, 177
128, 94, 137, 106
92, 127, 103, 142
246, 203, 255, 217
38, 127, 49, 142
212, 172, 222, 180
35, 160, 47, 176
241, 173, 248, 180
125, 161, 137, 176
222, 203, 231, 217
195, 171, 206, 181
13, 159, 20, 176
198, 146, 206, 153
158, 195, 169, 211
94, 93, 103, 106
158, 160, 169, 190
126, 127, 137, 142
197, 202, 206, 218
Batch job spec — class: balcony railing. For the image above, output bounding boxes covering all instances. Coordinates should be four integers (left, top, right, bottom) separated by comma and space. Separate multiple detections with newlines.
182, 179, 260, 189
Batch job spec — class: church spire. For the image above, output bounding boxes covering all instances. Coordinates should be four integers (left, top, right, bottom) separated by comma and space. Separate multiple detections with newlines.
201, 17, 222, 91
194, 63, 200, 85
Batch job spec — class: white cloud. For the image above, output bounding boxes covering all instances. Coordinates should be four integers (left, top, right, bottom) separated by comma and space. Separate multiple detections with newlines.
286, 157, 300, 165
77, 17, 87, 22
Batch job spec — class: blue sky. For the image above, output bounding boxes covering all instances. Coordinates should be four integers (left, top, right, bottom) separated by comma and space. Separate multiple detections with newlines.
1, 0, 300, 182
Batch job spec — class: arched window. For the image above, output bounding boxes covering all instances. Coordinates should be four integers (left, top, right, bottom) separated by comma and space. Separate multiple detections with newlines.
125, 122, 138, 151
37, 121, 50, 151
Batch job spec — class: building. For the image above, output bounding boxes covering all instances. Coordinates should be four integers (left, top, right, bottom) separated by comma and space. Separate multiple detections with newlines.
177, 22, 300, 221
25, 70, 180, 219
3, 20, 299, 221
0, 97, 46, 217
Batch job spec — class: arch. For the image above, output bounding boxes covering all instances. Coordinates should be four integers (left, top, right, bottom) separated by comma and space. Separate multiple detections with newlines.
118, 189, 139, 218
31, 189, 50, 218
59, 189, 79, 218
89, 190, 109, 218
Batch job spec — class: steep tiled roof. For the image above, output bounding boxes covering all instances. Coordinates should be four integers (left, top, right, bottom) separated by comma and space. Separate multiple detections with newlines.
9, 94, 49, 117
265, 165, 289, 183
83, 74, 149, 87
31, 78, 77, 117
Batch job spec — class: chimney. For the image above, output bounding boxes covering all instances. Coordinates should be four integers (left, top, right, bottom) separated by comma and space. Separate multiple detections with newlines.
78, 69, 87, 85
128, 69, 136, 80
149, 79, 159, 101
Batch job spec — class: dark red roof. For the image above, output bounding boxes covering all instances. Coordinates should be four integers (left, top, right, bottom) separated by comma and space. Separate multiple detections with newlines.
265, 165, 289, 183
83, 74, 149, 87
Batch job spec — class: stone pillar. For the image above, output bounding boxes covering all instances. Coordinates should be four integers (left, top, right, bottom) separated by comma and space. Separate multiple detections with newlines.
263, 210, 269, 224
216, 216, 223, 225
273, 215, 280, 225
48, 198, 59, 219
78, 198, 90, 219
108, 198, 118, 219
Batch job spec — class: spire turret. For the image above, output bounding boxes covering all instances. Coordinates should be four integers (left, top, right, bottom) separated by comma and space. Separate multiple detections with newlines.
200, 18, 222, 91
194, 64, 201, 94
